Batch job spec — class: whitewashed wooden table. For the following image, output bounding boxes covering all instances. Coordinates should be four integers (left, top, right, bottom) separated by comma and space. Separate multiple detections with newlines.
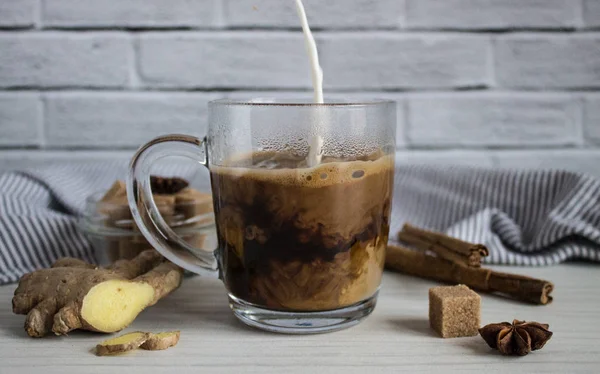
0, 264, 598, 373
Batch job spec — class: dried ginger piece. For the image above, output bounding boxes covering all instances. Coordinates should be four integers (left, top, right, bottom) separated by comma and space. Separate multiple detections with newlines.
141, 331, 181, 350
12, 250, 183, 337
96, 331, 151, 356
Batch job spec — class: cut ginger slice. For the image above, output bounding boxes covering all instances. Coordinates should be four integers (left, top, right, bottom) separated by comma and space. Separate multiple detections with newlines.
96, 331, 150, 356
141, 331, 181, 350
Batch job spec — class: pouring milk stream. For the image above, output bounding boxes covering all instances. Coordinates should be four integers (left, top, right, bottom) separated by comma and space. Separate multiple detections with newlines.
294, 0, 324, 167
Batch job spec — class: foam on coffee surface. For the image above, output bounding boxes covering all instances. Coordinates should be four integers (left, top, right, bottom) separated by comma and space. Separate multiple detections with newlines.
214, 152, 393, 188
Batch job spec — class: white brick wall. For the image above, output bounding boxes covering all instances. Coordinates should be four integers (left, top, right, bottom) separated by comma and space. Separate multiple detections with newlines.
45, 92, 214, 147
224, 0, 405, 29
0, 93, 42, 146
0, 0, 599, 176
584, 95, 600, 145
495, 34, 600, 89
0, 0, 36, 27
583, 0, 600, 27
406, 93, 581, 147
139, 32, 311, 89
0, 33, 131, 88
43, 0, 221, 28
406, 0, 581, 30
320, 33, 490, 89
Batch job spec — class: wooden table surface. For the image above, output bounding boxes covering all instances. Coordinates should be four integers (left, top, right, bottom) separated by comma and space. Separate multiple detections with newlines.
0, 264, 598, 374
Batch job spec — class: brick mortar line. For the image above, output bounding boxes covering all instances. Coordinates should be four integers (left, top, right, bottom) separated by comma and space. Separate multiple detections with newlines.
578, 0, 587, 29
129, 35, 141, 88
2, 146, 600, 153
0, 149, 135, 154
487, 34, 496, 88
33, 0, 42, 29
2, 29, 600, 36
214, 0, 225, 28
399, 0, 408, 28
576, 95, 587, 146
2, 25, 600, 32
582, 97, 594, 144
38, 94, 46, 148
1, 89, 599, 95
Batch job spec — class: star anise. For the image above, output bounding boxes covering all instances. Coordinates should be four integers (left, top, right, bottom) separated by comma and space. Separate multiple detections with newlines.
479, 320, 553, 356
150, 176, 189, 195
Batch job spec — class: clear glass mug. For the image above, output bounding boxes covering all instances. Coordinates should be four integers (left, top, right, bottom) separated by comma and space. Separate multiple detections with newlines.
127, 99, 396, 333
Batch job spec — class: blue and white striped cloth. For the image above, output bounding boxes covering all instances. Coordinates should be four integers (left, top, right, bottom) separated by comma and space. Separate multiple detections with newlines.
390, 166, 600, 266
0, 162, 197, 284
1, 163, 599, 284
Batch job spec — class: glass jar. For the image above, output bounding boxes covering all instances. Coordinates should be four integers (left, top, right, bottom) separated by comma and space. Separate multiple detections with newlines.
79, 189, 216, 266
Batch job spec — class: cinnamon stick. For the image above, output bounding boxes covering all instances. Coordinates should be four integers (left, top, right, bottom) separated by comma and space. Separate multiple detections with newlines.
398, 223, 489, 267
385, 244, 553, 305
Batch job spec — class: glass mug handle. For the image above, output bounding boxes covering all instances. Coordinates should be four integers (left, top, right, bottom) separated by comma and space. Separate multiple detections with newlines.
126, 134, 218, 275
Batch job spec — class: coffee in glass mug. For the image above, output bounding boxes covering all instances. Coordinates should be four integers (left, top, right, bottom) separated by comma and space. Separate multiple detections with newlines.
127, 99, 396, 333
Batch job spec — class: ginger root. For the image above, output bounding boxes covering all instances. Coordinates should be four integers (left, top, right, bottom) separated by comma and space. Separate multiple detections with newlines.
96, 331, 151, 356
12, 250, 183, 338
141, 331, 181, 350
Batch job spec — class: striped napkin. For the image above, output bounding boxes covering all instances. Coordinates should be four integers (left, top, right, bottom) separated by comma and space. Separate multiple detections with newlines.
1, 162, 599, 284
390, 165, 600, 266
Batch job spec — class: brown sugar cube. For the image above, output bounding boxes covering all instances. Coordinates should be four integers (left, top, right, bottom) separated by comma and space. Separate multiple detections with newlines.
153, 194, 176, 217
130, 194, 176, 244
175, 188, 213, 225
98, 181, 132, 227
429, 284, 481, 338
101, 180, 127, 202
